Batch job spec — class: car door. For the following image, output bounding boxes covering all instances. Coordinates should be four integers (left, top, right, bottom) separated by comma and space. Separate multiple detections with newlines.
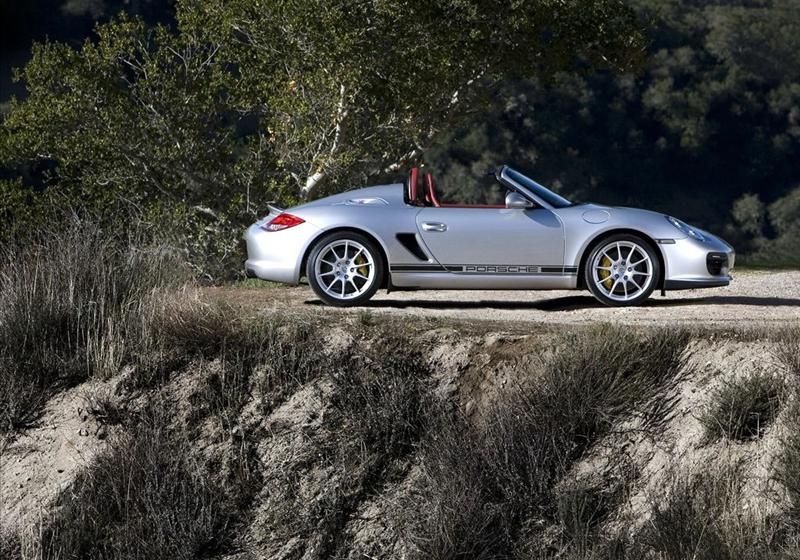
415, 206, 565, 273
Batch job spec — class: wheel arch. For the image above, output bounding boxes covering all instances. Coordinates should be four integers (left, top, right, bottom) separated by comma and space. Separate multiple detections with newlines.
301, 226, 390, 288
576, 228, 665, 290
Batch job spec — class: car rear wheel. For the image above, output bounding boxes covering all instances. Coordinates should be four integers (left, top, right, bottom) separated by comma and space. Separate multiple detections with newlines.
585, 234, 660, 307
307, 232, 384, 307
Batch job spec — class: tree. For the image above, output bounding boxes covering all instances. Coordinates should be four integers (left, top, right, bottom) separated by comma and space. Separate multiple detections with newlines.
158, 0, 646, 196
0, 0, 646, 275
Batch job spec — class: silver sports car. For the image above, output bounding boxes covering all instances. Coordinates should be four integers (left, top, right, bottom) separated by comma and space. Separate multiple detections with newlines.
245, 166, 734, 307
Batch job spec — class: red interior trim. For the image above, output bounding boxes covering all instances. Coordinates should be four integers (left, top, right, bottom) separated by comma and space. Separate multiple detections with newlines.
424, 173, 441, 207
440, 204, 506, 208
408, 167, 419, 204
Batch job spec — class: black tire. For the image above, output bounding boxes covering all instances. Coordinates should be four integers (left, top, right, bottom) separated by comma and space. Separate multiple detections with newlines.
584, 233, 661, 307
307, 231, 384, 307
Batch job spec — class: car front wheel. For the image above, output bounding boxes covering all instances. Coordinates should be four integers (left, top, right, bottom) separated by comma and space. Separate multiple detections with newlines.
307, 232, 384, 307
585, 234, 660, 306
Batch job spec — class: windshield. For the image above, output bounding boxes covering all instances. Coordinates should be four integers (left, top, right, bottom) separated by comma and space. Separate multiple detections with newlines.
504, 168, 573, 208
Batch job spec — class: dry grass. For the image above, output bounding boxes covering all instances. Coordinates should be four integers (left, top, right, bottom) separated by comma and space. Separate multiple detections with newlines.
776, 327, 800, 378
640, 463, 784, 560
0, 220, 184, 433
33, 402, 236, 560
262, 331, 434, 557
699, 372, 786, 442
407, 326, 690, 558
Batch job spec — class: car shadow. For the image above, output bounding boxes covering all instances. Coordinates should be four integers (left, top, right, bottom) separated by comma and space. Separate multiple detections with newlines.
304, 295, 800, 312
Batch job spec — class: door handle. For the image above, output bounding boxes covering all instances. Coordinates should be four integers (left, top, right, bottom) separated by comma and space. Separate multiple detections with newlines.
421, 222, 448, 232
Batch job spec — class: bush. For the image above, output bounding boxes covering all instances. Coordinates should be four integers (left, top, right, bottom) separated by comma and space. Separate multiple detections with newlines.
0, 220, 184, 432
776, 328, 800, 379
36, 402, 236, 560
264, 331, 434, 558
184, 312, 332, 423
641, 464, 781, 560
408, 326, 690, 558
699, 372, 785, 442
775, 401, 800, 522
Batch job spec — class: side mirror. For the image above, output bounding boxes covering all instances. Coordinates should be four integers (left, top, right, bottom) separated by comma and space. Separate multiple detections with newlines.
506, 192, 533, 210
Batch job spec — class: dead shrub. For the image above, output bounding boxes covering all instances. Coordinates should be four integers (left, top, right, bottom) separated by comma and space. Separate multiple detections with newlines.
408, 326, 689, 558
699, 372, 785, 442
36, 401, 236, 560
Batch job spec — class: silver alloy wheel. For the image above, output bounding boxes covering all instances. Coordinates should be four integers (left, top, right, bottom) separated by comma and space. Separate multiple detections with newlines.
313, 239, 376, 301
591, 240, 654, 303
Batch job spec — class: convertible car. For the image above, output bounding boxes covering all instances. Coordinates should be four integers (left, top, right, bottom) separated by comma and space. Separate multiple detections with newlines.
245, 166, 734, 307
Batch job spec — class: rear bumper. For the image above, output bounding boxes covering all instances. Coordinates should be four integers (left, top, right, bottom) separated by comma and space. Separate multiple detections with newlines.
244, 221, 320, 284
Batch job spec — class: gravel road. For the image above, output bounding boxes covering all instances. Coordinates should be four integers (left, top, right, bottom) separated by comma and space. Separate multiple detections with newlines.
213, 270, 800, 327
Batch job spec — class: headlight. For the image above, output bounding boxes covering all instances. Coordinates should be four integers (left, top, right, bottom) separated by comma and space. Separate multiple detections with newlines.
666, 216, 705, 242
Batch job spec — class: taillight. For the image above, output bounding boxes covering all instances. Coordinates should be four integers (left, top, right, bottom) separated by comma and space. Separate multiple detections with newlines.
261, 213, 305, 232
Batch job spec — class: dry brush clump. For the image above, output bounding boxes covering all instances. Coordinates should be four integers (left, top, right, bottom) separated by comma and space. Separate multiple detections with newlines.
775, 327, 800, 379
259, 330, 436, 558
30, 401, 237, 560
0, 220, 184, 433
699, 372, 786, 442
640, 463, 785, 560
406, 326, 690, 559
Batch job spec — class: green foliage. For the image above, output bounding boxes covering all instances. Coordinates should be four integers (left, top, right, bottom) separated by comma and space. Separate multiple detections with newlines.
179, 0, 646, 196
0, 178, 60, 246
0, 1, 646, 278
734, 186, 800, 267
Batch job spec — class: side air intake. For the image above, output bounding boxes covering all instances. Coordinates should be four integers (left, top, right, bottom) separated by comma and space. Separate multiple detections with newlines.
396, 233, 428, 261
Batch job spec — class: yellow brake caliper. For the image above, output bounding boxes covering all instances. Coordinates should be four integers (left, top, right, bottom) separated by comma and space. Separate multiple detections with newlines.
355, 254, 368, 277
599, 256, 613, 289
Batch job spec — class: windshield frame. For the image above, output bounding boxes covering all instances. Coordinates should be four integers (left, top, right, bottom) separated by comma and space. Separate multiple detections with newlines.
498, 166, 573, 209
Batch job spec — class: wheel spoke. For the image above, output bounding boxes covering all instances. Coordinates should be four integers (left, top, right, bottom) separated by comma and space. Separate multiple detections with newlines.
321, 259, 336, 267
353, 272, 370, 280
319, 271, 335, 277
340, 280, 346, 297
630, 277, 642, 291
623, 280, 628, 298
344, 241, 350, 260
327, 278, 338, 292
632, 256, 650, 266
632, 271, 651, 277
596, 265, 614, 272
348, 278, 360, 294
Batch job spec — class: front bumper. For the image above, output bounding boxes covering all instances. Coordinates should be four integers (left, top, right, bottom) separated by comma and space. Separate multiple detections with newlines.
244, 221, 320, 284
660, 234, 735, 290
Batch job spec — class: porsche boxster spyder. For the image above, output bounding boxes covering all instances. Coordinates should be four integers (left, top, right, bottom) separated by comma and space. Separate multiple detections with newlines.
245, 166, 734, 307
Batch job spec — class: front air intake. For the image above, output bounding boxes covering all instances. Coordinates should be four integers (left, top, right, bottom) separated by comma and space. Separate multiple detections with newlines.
706, 252, 728, 276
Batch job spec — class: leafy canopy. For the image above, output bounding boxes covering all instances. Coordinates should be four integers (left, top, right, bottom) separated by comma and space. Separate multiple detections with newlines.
2, 0, 646, 206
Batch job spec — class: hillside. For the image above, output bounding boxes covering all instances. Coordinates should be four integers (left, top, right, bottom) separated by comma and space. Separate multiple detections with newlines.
2, 290, 799, 558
